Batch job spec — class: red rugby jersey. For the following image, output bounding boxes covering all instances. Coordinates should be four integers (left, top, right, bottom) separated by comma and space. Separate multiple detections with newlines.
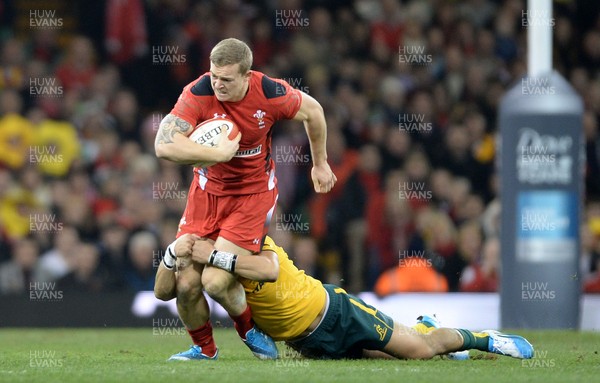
170, 71, 302, 195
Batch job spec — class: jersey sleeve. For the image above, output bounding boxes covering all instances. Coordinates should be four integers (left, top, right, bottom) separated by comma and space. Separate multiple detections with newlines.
169, 80, 204, 127
261, 75, 303, 120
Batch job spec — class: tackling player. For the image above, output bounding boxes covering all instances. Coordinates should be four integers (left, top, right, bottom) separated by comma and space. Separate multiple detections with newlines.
154, 38, 337, 360
155, 235, 534, 360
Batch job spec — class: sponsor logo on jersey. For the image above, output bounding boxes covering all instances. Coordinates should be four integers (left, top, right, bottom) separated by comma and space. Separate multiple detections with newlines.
234, 145, 263, 158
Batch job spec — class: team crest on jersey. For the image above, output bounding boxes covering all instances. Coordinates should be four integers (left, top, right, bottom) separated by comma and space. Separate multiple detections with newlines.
253, 110, 266, 129
374, 324, 388, 341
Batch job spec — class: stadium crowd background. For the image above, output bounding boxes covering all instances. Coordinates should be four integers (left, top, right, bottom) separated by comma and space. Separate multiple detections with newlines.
0, 0, 600, 296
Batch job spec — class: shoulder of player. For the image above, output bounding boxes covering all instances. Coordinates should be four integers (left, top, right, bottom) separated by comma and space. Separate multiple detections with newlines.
183, 73, 214, 97
252, 71, 295, 101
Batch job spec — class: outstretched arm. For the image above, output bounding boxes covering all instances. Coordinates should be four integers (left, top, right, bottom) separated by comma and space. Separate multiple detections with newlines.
154, 114, 240, 164
292, 92, 337, 193
154, 234, 201, 301
191, 239, 279, 282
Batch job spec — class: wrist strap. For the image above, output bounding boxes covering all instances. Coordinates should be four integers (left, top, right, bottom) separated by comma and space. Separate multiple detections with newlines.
208, 249, 238, 273
162, 241, 177, 269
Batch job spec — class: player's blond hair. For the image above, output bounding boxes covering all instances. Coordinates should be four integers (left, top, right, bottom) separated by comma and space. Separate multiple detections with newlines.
210, 38, 253, 74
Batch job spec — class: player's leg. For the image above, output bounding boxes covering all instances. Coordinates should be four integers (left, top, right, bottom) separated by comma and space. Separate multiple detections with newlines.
156, 253, 218, 360
201, 237, 251, 317
201, 237, 278, 359
175, 256, 210, 329
411, 315, 534, 359
201, 189, 279, 359
413, 315, 469, 360
379, 322, 464, 359
379, 322, 534, 359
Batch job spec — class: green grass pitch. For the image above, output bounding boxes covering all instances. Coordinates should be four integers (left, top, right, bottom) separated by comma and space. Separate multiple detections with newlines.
0, 328, 598, 383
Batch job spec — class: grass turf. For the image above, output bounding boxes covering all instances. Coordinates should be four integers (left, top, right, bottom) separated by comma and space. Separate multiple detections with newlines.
0, 328, 598, 383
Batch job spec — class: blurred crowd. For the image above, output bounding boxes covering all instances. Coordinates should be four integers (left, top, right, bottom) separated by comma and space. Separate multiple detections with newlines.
1, 0, 600, 296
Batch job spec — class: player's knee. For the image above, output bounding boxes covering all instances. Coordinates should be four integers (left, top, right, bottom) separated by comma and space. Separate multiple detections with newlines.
386, 332, 438, 360
202, 267, 235, 300
202, 270, 230, 299
176, 274, 203, 303
407, 336, 439, 359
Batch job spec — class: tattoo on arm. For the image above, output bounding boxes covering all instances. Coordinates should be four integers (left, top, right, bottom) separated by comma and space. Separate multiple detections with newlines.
155, 114, 193, 145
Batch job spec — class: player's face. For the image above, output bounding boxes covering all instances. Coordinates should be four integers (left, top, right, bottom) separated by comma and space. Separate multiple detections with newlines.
209, 63, 250, 102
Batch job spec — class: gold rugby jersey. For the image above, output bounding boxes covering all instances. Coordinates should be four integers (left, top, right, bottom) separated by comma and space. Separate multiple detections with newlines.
239, 236, 327, 341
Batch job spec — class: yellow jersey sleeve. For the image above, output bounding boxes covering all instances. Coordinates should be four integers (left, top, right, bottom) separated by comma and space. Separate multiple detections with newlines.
239, 236, 327, 341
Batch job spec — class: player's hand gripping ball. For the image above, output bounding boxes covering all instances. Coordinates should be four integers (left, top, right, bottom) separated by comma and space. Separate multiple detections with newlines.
188, 118, 240, 167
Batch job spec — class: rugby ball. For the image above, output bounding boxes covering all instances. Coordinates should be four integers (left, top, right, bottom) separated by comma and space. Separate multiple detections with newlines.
189, 118, 239, 167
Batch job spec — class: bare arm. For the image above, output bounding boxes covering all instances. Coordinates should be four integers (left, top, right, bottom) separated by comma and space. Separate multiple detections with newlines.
154, 234, 200, 301
191, 240, 279, 282
154, 114, 240, 164
154, 263, 177, 301
293, 92, 327, 166
292, 92, 337, 193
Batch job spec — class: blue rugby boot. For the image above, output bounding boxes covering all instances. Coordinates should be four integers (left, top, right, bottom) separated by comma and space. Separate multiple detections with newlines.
243, 326, 278, 360
168, 345, 219, 361
482, 330, 534, 359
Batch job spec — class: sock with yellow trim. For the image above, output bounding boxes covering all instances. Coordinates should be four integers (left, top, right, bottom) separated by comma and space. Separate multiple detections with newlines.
413, 315, 439, 335
456, 329, 489, 351
413, 322, 435, 335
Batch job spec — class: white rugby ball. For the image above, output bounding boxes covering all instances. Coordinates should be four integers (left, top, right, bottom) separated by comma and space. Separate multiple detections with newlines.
189, 118, 239, 147
189, 118, 239, 167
